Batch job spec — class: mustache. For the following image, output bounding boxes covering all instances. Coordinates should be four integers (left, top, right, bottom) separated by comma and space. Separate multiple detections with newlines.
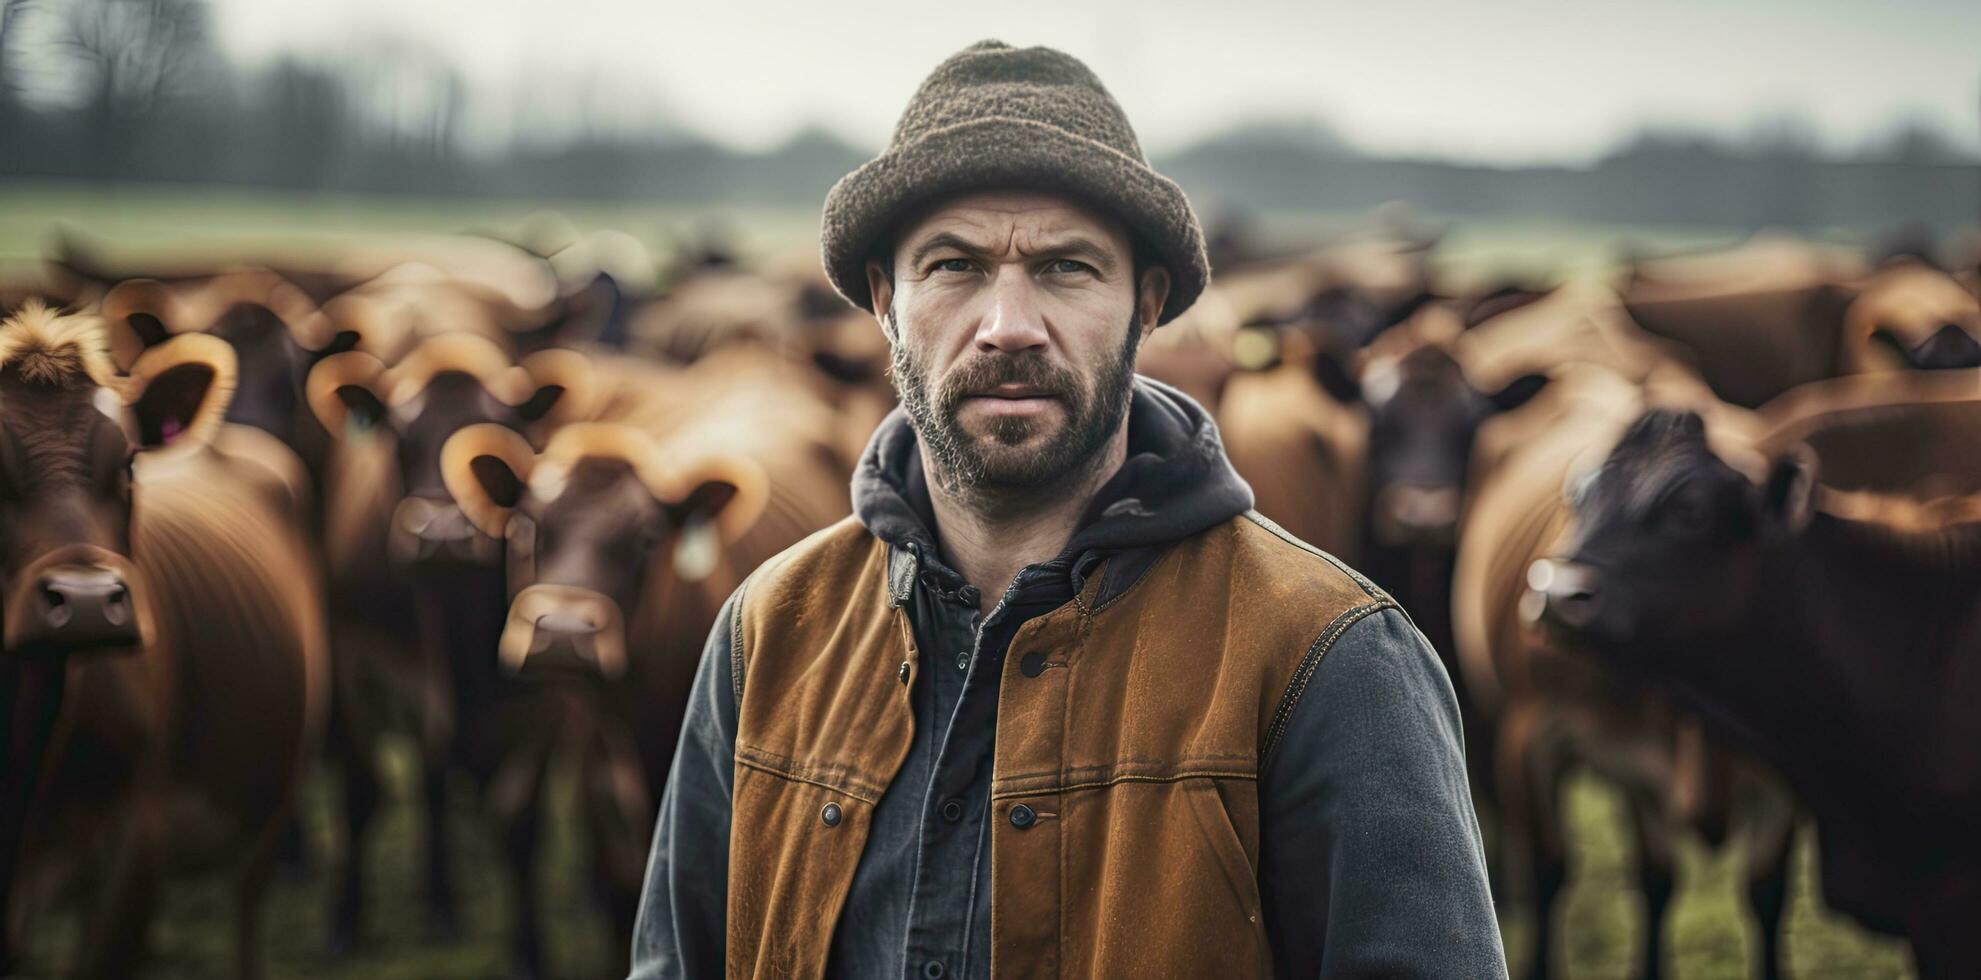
936, 353, 1080, 409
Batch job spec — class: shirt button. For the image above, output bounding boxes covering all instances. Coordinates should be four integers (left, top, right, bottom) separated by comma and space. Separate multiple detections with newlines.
1019, 652, 1047, 678
898, 661, 911, 685
1009, 803, 1036, 829
921, 961, 946, 980
941, 798, 964, 823
955, 651, 969, 671
820, 802, 842, 827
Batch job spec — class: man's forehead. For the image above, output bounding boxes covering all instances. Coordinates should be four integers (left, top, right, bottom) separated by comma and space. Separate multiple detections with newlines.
898, 190, 1130, 253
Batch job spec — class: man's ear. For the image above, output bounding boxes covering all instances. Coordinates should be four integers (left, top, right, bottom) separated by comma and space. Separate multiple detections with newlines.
1137, 266, 1171, 333
1759, 445, 1817, 538
866, 259, 895, 340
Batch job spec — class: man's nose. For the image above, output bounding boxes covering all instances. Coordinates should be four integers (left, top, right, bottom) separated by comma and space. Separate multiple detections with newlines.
974, 269, 1050, 354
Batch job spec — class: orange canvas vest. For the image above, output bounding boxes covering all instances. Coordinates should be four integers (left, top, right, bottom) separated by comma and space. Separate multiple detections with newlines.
725, 512, 1393, 978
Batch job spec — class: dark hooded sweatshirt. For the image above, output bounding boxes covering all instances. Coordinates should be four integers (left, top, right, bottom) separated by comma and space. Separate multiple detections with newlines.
630, 378, 1506, 978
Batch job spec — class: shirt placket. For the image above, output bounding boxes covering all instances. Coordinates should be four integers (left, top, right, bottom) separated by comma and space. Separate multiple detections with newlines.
901, 567, 1066, 980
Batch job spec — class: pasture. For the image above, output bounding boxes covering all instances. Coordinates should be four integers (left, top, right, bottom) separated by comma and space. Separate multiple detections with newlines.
0, 180, 1935, 979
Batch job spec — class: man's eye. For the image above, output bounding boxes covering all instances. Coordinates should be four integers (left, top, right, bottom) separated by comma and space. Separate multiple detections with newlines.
934, 258, 974, 274
1046, 258, 1092, 275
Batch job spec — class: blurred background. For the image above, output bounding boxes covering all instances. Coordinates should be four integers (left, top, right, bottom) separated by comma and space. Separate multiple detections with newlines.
0, 2, 1975, 978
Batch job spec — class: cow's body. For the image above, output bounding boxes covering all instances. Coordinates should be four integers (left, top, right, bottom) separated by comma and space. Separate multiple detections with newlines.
1452, 364, 1802, 978
0, 306, 325, 979
439, 347, 852, 974
1528, 377, 1981, 977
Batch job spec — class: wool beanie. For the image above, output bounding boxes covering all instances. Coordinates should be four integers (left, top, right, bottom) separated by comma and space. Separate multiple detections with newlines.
821, 39, 1208, 325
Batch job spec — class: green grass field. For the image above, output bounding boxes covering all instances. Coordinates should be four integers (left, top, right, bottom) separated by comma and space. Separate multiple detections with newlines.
14, 747, 1918, 979
0, 181, 1909, 978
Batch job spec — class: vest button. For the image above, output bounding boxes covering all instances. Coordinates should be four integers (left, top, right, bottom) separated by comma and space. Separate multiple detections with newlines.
821, 802, 842, 827
1019, 652, 1047, 678
898, 661, 911, 685
941, 798, 964, 823
1009, 803, 1036, 829
921, 961, 946, 979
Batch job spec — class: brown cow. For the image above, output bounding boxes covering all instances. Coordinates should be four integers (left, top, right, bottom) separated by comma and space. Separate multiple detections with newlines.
1526, 373, 1981, 978
435, 352, 851, 973
1452, 364, 1801, 979
0, 303, 326, 978
303, 331, 578, 966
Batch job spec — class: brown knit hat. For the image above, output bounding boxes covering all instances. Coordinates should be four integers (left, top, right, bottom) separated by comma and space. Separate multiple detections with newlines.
821, 39, 1208, 325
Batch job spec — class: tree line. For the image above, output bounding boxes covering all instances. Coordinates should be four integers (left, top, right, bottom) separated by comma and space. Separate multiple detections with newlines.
0, 0, 1974, 232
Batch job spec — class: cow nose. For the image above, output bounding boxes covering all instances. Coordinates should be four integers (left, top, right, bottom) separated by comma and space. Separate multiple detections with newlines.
519, 612, 604, 677
1910, 323, 1981, 370
17, 566, 142, 654
1521, 558, 1600, 630
393, 496, 495, 564
1375, 484, 1462, 544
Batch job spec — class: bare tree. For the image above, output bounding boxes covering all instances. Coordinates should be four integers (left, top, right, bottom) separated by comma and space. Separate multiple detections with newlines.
0, 0, 36, 102
57, 0, 214, 121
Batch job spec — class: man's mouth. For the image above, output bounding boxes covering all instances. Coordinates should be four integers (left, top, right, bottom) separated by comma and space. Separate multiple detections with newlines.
959, 383, 1059, 417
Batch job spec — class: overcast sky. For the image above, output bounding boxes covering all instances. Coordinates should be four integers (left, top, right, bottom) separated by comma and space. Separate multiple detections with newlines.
208, 0, 1981, 163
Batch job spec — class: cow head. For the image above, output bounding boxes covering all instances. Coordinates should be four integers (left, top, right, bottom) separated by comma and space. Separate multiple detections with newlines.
1847, 260, 1981, 372
1314, 326, 1549, 546
0, 302, 235, 657
1524, 408, 1813, 652
306, 335, 587, 566
99, 271, 357, 445
439, 421, 764, 680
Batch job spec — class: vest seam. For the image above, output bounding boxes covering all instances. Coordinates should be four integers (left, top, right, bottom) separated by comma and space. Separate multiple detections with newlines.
1261, 600, 1395, 767
1240, 509, 1387, 599
735, 744, 889, 804
996, 754, 1258, 784
729, 573, 751, 709
991, 769, 1259, 801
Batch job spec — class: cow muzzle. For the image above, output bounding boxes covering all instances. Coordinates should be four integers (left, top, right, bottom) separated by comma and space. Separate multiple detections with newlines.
1520, 557, 1601, 631
1372, 484, 1463, 546
4, 547, 149, 657
499, 584, 628, 681
391, 495, 501, 567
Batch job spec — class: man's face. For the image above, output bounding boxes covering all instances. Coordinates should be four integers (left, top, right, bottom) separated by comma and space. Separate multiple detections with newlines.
867, 190, 1167, 496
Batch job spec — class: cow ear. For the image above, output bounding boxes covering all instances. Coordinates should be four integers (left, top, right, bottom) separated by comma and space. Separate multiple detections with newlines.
1487, 372, 1550, 413
1310, 348, 1361, 404
122, 333, 236, 452
1462, 284, 1552, 329
656, 453, 768, 547
1759, 446, 1816, 537
99, 279, 178, 371
441, 423, 536, 538
517, 348, 594, 425
305, 350, 389, 437
662, 476, 744, 584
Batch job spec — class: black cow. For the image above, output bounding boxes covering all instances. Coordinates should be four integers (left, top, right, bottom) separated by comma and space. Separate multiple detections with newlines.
1529, 407, 1981, 979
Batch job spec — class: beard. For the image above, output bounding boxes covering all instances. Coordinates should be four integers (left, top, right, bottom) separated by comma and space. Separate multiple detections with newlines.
890, 313, 1142, 499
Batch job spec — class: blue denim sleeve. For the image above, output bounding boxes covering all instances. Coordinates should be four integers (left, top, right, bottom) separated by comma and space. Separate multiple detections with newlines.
629, 589, 742, 978
1260, 605, 1507, 979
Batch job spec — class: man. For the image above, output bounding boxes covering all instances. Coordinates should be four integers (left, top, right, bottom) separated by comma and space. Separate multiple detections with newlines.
632, 39, 1504, 978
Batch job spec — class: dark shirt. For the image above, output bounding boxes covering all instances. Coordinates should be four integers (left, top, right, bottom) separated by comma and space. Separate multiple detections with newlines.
631, 378, 1507, 979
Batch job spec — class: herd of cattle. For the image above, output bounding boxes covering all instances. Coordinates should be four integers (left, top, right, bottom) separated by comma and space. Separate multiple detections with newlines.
0, 224, 1976, 979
